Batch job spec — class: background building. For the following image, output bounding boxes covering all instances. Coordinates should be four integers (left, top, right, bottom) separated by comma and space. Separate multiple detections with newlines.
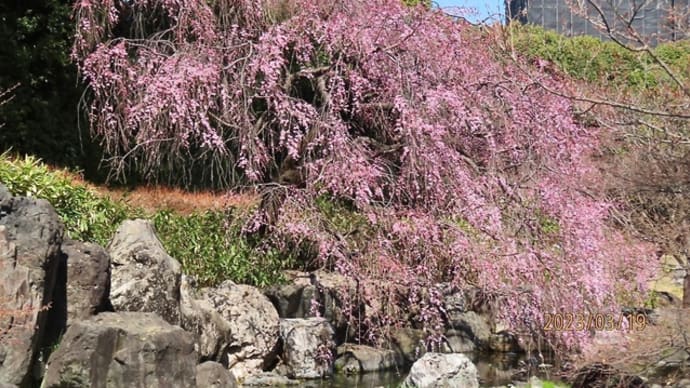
506, 0, 690, 44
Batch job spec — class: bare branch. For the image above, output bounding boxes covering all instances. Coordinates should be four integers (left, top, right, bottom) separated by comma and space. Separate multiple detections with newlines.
570, 0, 690, 96
535, 80, 690, 119
0, 83, 19, 129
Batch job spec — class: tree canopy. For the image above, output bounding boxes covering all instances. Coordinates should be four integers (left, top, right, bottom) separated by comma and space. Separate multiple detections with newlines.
0, 0, 93, 170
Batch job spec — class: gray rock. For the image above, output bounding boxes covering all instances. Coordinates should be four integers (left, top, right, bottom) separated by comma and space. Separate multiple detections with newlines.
489, 331, 521, 352
196, 361, 236, 388
58, 239, 111, 325
448, 311, 492, 350
440, 329, 476, 353
439, 283, 469, 325
264, 270, 360, 342
334, 344, 403, 374
41, 312, 196, 388
264, 282, 309, 318
389, 328, 426, 364
441, 285, 513, 353
107, 219, 181, 325
402, 353, 479, 388
179, 276, 279, 380
0, 186, 64, 387
280, 318, 335, 378
42, 239, 113, 369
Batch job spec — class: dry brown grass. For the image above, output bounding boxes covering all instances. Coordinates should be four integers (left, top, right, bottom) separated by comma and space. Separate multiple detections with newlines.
40, 163, 260, 215
101, 185, 260, 215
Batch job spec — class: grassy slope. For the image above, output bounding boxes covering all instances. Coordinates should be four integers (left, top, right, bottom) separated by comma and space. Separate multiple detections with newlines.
507, 24, 690, 91
0, 152, 291, 287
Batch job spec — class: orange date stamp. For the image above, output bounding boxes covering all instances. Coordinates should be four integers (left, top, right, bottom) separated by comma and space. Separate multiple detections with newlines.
543, 312, 648, 332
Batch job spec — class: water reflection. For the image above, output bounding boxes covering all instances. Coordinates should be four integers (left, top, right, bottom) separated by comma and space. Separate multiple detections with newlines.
291, 351, 562, 387
299, 369, 407, 388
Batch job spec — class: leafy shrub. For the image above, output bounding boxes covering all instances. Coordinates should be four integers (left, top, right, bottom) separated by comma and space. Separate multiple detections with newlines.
509, 24, 689, 90
152, 209, 290, 287
314, 195, 372, 243
0, 152, 134, 245
647, 39, 690, 85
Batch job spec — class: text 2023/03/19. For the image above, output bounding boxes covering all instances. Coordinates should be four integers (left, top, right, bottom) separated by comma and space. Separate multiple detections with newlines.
543, 311, 648, 332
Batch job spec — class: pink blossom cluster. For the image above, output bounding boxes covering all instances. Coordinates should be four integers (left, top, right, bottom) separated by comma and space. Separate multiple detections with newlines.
73, 0, 657, 352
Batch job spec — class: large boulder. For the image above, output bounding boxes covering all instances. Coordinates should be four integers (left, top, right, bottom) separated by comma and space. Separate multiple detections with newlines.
334, 344, 403, 374
196, 361, 236, 388
40, 239, 113, 376
389, 328, 427, 365
649, 254, 687, 306
43, 239, 112, 351
440, 329, 476, 353
107, 219, 181, 325
280, 318, 335, 378
447, 311, 492, 350
439, 283, 470, 326
489, 331, 521, 353
264, 282, 310, 318
61, 239, 111, 323
441, 284, 524, 355
402, 353, 479, 388
0, 185, 64, 387
179, 276, 279, 380
41, 312, 197, 388
264, 270, 360, 342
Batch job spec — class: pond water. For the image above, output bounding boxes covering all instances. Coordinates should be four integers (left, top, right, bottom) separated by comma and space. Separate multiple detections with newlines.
300, 369, 406, 388
294, 351, 565, 387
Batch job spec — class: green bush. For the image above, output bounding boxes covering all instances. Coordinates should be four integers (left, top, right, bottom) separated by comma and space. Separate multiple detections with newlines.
153, 209, 290, 287
0, 152, 134, 246
647, 39, 690, 85
315, 195, 369, 237
509, 24, 689, 90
